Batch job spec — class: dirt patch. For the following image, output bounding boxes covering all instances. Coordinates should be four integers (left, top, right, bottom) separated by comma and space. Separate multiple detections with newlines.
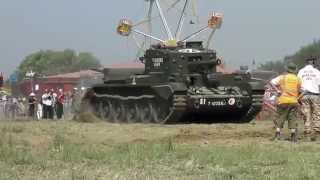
73, 112, 101, 123
173, 134, 205, 143
235, 130, 271, 139
152, 123, 275, 145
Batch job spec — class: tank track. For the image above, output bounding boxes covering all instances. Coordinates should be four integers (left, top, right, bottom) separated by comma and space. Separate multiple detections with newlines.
81, 89, 187, 124
79, 89, 264, 124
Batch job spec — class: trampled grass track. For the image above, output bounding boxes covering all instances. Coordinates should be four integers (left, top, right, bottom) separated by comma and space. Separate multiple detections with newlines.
0, 119, 319, 180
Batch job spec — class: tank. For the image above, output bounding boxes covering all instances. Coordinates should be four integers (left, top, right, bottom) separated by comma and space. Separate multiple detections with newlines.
79, 1, 266, 123
80, 41, 265, 123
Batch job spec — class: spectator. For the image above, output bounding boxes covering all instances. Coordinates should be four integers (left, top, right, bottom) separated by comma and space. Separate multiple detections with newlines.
28, 93, 36, 118
298, 57, 320, 141
42, 89, 52, 119
56, 89, 65, 119
270, 62, 301, 142
37, 100, 43, 120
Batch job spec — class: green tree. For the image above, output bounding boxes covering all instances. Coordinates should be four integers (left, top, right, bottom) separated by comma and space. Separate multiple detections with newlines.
76, 52, 100, 71
286, 40, 320, 69
17, 49, 101, 81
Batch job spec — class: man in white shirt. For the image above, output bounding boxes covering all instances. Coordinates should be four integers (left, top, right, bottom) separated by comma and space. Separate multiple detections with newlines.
41, 89, 49, 119
298, 57, 320, 141
41, 89, 53, 119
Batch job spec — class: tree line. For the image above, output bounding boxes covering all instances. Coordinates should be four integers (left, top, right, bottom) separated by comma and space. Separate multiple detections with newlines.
16, 49, 101, 81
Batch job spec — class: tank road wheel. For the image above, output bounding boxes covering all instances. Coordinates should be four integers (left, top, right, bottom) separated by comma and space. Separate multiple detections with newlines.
98, 100, 112, 121
113, 101, 121, 123
105, 101, 113, 121
107, 100, 117, 123
108, 100, 120, 123
138, 101, 153, 123
125, 102, 140, 123
112, 100, 126, 123
149, 102, 160, 123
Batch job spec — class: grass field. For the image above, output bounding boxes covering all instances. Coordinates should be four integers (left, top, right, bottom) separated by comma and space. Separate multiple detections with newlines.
0, 118, 320, 180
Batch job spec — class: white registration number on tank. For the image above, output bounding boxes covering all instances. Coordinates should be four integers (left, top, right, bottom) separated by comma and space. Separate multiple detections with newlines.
199, 98, 236, 107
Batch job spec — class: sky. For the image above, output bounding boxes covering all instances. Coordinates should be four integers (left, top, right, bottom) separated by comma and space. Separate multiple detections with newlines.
1, 0, 320, 78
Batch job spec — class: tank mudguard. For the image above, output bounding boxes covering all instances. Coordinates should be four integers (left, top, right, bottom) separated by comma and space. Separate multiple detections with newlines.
152, 83, 187, 100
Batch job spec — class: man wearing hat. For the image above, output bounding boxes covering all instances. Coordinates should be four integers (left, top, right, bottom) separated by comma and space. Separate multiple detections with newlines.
298, 57, 320, 141
270, 62, 301, 142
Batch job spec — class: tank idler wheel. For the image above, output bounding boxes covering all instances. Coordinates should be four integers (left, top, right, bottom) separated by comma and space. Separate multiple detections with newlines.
152, 103, 169, 124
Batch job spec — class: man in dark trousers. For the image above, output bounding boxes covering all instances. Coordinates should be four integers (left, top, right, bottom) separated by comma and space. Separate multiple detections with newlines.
41, 89, 54, 119
28, 93, 37, 119
47, 90, 54, 119
56, 89, 64, 119
41, 89, 49, 119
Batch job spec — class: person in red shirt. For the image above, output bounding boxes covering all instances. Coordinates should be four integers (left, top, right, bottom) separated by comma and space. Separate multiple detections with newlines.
56, 89, 65, 119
